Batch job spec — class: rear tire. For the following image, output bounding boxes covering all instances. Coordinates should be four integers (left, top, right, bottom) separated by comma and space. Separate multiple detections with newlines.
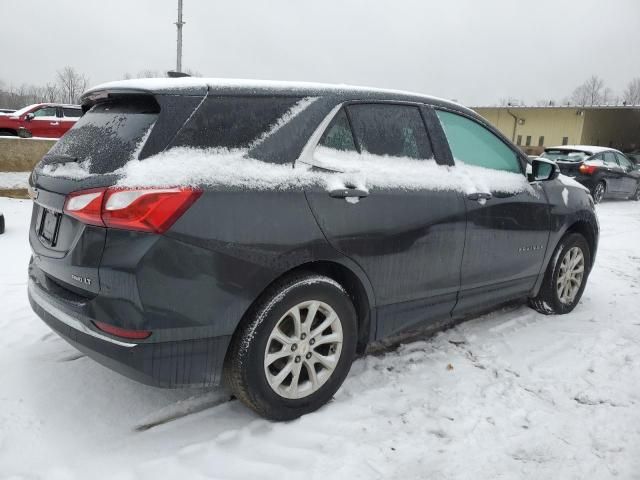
224, 273, 357, 421
529, 233, 591, 315
592, 181, 606, 204
0, 214, 4, 234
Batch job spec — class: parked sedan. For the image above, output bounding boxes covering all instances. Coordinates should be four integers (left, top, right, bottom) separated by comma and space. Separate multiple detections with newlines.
541, 145, 640, 203
28, 79, 599, 420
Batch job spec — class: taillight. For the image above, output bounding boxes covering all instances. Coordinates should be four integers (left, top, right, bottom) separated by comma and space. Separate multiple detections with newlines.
63, 187, 202, 234
64, 188, 106, 226
93, 321, 151, 340
579, 164, 597, 175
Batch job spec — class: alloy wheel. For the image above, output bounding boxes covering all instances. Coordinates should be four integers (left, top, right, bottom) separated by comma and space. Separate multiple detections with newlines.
593, 183, 605, 203
264, 300, 343, 399
556, 246, 585, 305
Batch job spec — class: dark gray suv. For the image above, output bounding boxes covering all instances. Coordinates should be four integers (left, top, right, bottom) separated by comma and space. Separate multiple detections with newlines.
28, 79, 598, 420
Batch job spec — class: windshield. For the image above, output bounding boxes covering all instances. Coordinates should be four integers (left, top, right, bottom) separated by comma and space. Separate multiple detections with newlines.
541, 150, 589, 162
43, 96, 160, 174
11, 104, 40, 117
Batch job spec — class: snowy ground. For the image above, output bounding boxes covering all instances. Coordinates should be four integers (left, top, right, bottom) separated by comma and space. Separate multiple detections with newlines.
0, 197, 639, 479
0, 171, 30, 189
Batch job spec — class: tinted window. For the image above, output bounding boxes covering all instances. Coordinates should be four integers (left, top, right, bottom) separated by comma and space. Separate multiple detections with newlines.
615, 152, 633, 170
562, 137, 569, 145
33, 107, 57, 118
318, 109, 356, 151
173, 96, 302, 149
541, 149, 588, 162
44, 96, 160, 174
436, 110, 521, 173
525, 135, 531, 146
62, 108, 82, 118
347, 104, 432, 159
516, 135, 522, 146
538, 136, 545, 147
603, 151, 617, 166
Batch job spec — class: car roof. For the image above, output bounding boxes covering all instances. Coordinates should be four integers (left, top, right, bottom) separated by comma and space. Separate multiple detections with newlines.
82, 77, 473, 114
545, 145, 621, 155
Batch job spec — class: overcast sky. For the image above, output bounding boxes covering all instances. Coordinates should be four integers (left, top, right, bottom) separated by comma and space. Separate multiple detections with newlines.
1, 0, 639, 105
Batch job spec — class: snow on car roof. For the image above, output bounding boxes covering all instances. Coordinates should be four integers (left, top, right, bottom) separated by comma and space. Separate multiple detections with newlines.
546, 145, 620, 155
84, 77, 458, 105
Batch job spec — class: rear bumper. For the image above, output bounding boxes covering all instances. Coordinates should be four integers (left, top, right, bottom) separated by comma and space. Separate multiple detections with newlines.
28, 279, 230, 387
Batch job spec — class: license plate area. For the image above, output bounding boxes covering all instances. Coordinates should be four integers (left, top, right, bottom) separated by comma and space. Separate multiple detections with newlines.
38, 208, 62, 247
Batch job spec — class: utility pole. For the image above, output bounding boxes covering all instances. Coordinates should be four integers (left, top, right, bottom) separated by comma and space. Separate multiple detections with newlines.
175, 0, 185, 72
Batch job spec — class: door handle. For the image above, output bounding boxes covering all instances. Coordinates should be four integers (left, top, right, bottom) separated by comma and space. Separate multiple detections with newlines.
50, 122, 60, 125
466, 192, 492, 202
329, 188, 369, 199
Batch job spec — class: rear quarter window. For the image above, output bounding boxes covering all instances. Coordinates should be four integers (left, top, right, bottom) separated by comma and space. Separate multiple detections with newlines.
171, 96, 303, 150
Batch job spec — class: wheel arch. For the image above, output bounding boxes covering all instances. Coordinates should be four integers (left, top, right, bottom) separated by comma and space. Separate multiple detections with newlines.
565, 220, 597, 267
531, 216, 598, 298
233, 260, 376, 356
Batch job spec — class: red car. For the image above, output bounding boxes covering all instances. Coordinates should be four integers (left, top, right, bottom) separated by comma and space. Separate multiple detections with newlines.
0, 103, 82, 138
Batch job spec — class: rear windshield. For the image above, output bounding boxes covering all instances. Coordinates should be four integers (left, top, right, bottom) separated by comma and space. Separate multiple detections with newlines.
541, 149, 589, 162
171, 95, 303, 149
45, 96, 160, 174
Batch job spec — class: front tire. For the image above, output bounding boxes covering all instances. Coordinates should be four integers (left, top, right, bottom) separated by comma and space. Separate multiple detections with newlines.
224, 273, 357, 420
529, 233, 591, 315
630, 182, 640, 201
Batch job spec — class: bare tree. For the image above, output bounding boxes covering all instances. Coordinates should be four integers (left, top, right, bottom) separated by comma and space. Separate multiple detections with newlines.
56, 66, 89, 104
623, 78, 640, 105
499, 97, 524, 107
570, 75, 606, 106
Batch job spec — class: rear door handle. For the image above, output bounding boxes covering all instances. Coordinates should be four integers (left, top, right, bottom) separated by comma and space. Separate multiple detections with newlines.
466, 192, 492, 201
329, 188, 369, 199
50, 122, 60, 125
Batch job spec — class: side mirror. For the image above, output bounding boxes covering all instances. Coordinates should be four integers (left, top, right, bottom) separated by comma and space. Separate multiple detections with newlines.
531, 158, 559, 181
25, 112, 35, 122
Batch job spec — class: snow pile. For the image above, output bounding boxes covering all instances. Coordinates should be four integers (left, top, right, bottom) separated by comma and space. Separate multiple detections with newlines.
0, 171, 31, 189
41, 159, 93, 180
313, 146, 531, 195
116, 147, 322, 190
114, 145, 532, 196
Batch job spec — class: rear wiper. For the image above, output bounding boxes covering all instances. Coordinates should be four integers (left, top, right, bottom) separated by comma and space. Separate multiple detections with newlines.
41, 154, 79, 166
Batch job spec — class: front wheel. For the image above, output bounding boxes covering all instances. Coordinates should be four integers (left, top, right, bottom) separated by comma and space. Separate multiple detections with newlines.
529, 233, 591, 315
630, 182, 640, 201
224, 273, 357, 420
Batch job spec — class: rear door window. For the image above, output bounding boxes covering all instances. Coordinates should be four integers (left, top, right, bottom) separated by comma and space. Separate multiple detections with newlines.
603, 151, 617, 166
346, 104, 433, 159
62, 108, 82, 118
436, 110, 521, 173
